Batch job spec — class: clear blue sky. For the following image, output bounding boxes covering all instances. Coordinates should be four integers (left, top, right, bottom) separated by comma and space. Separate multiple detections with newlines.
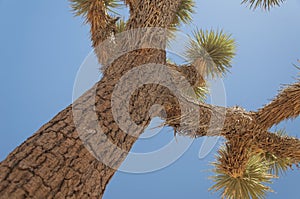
0, 0, 299, 198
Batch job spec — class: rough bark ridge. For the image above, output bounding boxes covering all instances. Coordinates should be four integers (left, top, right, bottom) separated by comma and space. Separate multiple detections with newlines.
0, 50, 171, 199
0, 0, 183, 198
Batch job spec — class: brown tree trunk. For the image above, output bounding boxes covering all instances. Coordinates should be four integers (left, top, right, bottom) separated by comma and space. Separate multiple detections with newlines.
0, 0, 184, 197
2, 58, 299, 198
0, 50, 166, 198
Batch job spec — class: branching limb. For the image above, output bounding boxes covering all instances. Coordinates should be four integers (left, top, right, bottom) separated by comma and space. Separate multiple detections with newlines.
70, 0, 120, 64
256, 81, 300, 130
254, 131, 300, 164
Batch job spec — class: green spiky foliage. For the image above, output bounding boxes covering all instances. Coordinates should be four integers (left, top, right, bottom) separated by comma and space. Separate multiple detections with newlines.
116, 18, 126, 33
172, 0, 195, 26
210, 146, 274, 199
194, 86, 208, 101
168, 0, 195, 39
294, 60, 300, 71
185, 29, 236, 78
241, 0, 285, 10
274, 128, 288, 137
262, 152, 291, 176
261, 129, 292, 176
176, 71, 208, 103
166, 58, 175, 65
70, 0, 122, 17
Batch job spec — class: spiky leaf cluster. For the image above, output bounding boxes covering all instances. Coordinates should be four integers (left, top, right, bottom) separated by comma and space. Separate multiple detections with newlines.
294, 60, 300, 72
261, 129, 292, 176
210, 146, 274, 199
241, 0, 285, 10
262, 152, 291, 176
70, 0, 122, 17
185, 29, 236, 78
172, 0, 195, 26
194, 86, 208, 101
116, 18, 127, 33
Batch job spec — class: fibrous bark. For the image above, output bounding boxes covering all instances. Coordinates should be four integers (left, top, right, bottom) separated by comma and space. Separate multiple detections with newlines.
256, 81, 300, 130
0, 0, 183, 198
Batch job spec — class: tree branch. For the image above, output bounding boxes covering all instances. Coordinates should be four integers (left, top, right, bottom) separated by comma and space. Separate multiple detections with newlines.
254, 131, 300, 164
164, 64, 300, 165
256, 81, 300, 130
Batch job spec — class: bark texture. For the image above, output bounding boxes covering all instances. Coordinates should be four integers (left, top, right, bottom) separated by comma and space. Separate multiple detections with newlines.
0, 51, 170, 198
0, 0, 183, 198
1, 62, 299, 198
256, 81, 300, 130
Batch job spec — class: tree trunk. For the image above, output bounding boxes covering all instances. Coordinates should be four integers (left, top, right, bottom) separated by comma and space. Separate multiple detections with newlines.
0, 0, 185, 198
0, 50, 165, 198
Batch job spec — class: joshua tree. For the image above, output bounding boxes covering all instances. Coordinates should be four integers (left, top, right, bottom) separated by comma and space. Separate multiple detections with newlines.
0, 0, 299, 198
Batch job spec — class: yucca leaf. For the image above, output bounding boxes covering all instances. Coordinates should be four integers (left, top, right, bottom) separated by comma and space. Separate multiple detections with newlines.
116, 18, 127, 33
173, 0, 195, 25
185, 29, 236, 78
293, 60, 300, 72
169, 0, 195, 34
261, 129, 292, 176
263, 152, 291, 176
210, 145, 275, 199
193, 86, 208, 102
241, 0, 285, 10
70, 0, 122, 17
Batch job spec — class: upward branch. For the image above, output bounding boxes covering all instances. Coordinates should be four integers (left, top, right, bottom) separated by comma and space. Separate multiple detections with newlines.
70, 0, 120, 65
256, 81, 300, 130
71, 0, 118, 46
255, 131, 300, 164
